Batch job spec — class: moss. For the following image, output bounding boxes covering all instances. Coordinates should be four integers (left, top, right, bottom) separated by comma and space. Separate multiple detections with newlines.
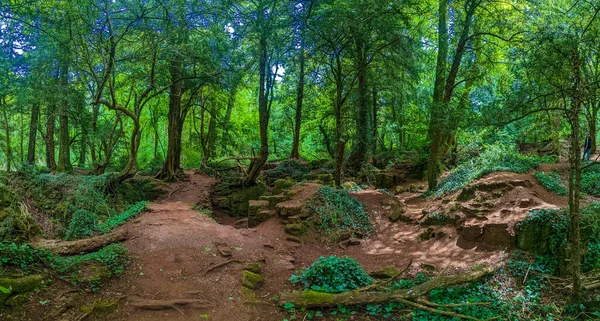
369, 266, 400, 279
243, 262, 262, 274
284, 223, 307, 236
0, 275, 43, 304
242, 270, 263, 290
273, 178, 297, 194
225, 184, 268, 217
298, 290, 335, 305
80, 299, 118, 315
240, 286, 260, 303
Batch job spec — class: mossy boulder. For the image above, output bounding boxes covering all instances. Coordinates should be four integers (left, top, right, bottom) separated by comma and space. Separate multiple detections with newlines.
368, 266, 400, 279
284, 223, 307, 236
273, 178, 297, 194
216, 183, 268, 217
0, 274, 43, 304
242, 270, 263, 290
243, 262, 262, 274
516, 219, 552, 253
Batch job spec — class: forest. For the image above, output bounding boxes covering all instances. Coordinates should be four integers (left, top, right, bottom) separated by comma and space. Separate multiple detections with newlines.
1, 0, 600, 320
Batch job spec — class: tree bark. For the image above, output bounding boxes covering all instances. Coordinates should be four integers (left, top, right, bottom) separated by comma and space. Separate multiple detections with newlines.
372, 87, 378, 158
244, 29, 270, 185
348, 32, 370, 171
157, 57, 185, 182
32, 229, 128, 255
27, 104, 40, 164
291, 39, 305, 159
57, 57, 72, 173
1, 96, 11, 172
45, 105, 57, 170
568, 48, 583, 304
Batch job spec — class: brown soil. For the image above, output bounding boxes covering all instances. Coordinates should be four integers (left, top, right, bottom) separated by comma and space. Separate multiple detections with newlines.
11, 169, 570, 321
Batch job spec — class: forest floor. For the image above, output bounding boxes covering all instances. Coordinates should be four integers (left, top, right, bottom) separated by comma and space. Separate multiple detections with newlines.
19, 166, 574, 321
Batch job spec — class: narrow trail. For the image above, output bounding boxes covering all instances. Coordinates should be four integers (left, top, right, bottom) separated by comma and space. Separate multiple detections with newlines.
107, 172, 284, 321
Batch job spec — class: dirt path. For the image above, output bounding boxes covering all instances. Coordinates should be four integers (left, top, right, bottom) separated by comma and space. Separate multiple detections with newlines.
106, 173, 285, 321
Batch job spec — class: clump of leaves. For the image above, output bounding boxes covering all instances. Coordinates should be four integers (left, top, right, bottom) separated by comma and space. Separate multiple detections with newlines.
534, 171, 567, 195
65, 209, 98, 240
581, 166, 600, 197
433, 143, 544, 196
290, 256, 372, 293
306, 187, 373, 241
263, 159, 309, 184
96, 201, 148, 234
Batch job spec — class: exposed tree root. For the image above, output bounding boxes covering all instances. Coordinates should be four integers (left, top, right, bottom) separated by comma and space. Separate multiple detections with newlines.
32, 229, 128, 255
203, 259, 244, 275
279, 266, 496, 309
127, 296, 212, 314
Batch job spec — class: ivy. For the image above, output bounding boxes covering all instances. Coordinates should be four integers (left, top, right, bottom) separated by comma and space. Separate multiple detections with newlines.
290, 256, 372, 293
534, 171, 567, 195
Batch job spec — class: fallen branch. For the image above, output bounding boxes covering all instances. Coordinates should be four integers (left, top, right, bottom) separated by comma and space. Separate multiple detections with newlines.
358, 259, 413, 292
127, 297, 212, 314
397, 298, 481, 321
203, 259, 243, 275
278, 266, 496, 308
32, 230, 128, 255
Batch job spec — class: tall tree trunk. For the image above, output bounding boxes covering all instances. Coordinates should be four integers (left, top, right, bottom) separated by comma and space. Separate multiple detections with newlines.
57, 58, 72, 173
348, 32, 370, 171
291, 40, 305, 159
426, 0, 449, 190
79, 124, 87, 167
222, 83, 237, 154
244, 33, 269, 185
45, 105, 57, 170
157, 57, 184, 181
27, 104, 40, 164
568, 48, 583, 304
121, 118, 140, 178
372, 87, 378, 158
1, 97, 11, 172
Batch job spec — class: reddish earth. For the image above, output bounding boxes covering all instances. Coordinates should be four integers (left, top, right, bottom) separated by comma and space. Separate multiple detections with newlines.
12, 168, 570, 321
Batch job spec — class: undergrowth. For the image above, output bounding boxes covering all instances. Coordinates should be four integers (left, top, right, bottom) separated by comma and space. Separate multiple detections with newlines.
582, 166, 600, 197
263, 159, 309, 184
534, 171, 567, 195
0, 242, 128, 290
290, 256, 372, 293
96, 201, 148, 234
306, 187, 373, 241
65, 209, 98, 240
432, 144, 548, 197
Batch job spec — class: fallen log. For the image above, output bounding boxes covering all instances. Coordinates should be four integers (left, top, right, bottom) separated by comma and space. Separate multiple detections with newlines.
278, 266, 495, 308
32, 229, 128, 255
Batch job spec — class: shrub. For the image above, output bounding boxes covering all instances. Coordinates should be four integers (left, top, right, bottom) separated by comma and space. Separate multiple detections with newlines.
263, 159, 309, 184
65, 209, 98, 240
434, 143, 544, 196
290, 256, 372, 293
534, 171, 567, 195
97, 201, 148, 234
306, 187, 373, 241
581, 166, 600, 197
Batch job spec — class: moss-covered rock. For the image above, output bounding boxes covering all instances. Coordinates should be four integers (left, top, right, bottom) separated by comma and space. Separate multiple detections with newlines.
242, 270, 263, 290
215, 183, 268, 217
284, 223, 307, 236
273, 178, 297, 194
368, 266, 400, 279
0, 274, 43, 304
243, 262, 262, 274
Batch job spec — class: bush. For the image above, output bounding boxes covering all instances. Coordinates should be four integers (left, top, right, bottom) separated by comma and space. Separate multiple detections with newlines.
65, 210, 98, 240
534, 171, 567, 195
97, 201, 148, 234
306, 187, 373, 241
434, 143, 544, 196
290, 255, 372, 293
582, 166, 600, 197
263, 159, 309, 184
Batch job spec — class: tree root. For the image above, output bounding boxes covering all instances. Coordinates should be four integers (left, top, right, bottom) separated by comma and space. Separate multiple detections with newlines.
32, 229, 128, 255
358, 259, 413, 292
127, 296, 212, 314
279, 266, 496, 309
203, 259, 244, 275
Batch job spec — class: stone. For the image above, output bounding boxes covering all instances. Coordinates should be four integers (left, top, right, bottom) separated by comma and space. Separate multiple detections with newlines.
286, 235, 302, 243
248, 200, 270, 228
388, 206, 408, 222
519, 198, 532, 208
482, 223, 514, 245
259, 194, 287, 207
342, 182, 356, 189
234, 218, 248, 229
0, 275, 43, 304
273, 178, 297, 194
242, 270, 263, 290
284, 223, 307, 236
459, 224, 483, 242
369, 266, 400, 279
243, 262, 262, 274
395, 185, 405, 194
